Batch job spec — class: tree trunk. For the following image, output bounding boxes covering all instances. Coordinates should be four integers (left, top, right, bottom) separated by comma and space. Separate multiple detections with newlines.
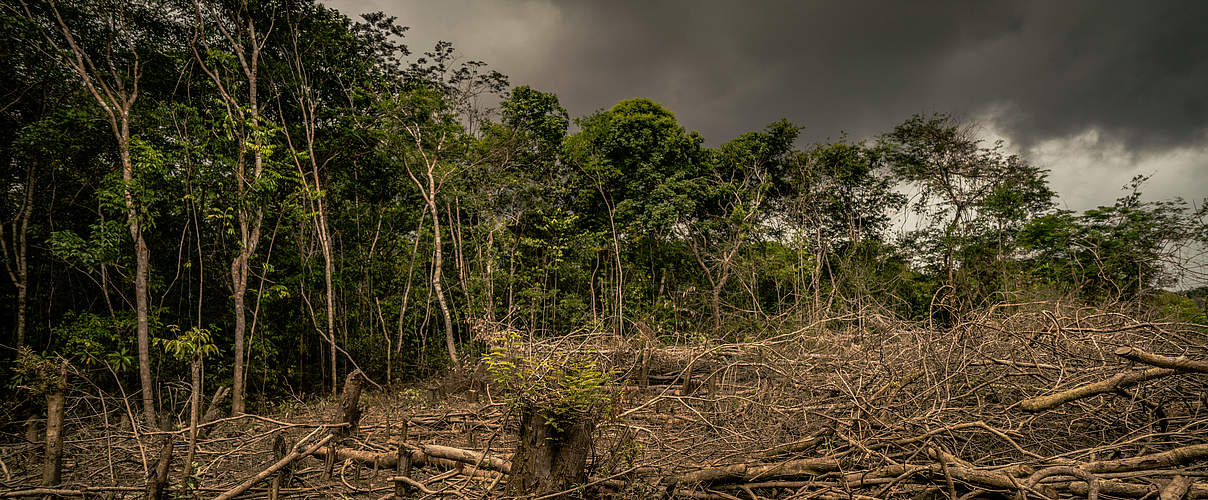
122, 132, 156, 426
16, 165, 32, 348
183, 358, 201, 496
322, 219, 336, 394
1, 162, 34, 348
428, 194, 458, 366
710, 284, 723, 332
231, 252, 247, 415
16, 283, 26, 349
507, 406, 595, 496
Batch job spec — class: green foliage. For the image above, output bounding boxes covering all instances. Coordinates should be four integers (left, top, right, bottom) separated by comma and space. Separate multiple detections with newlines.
791, 138, 906, 243
54, 311, 137, 372
6, 0, 1207, 408
1019, 176, 1208, 299
482, 331, 615, 432
12, 348, 66, 395
1155, 291, 1207, 325
155, 326, 219, 363
883, 113, 1056, 308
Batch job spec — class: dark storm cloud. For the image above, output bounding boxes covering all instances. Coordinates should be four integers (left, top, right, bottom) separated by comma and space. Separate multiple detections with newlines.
325, 0, 1208, 211
326, 0, 1208, 150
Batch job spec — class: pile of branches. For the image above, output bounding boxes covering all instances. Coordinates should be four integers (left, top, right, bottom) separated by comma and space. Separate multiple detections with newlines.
583, 302, 1208, 499
0, 301, 1204, 499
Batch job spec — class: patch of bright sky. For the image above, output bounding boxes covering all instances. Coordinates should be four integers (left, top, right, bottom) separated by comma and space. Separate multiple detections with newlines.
974, 107, 1208, 213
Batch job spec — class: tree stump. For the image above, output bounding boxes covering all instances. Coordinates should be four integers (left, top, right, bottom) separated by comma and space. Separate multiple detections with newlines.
146, 414, 174, 500
506, 406, 595, 497
41, 360, 67, 486
325, 370, 364, 480
270, 431, 288, 500
339, 370, 364, 437
394, 420, 412, 498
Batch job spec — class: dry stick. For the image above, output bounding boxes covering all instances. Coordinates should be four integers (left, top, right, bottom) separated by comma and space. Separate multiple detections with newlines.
384, 476, 438, 495
195, 385, 229, 440
750, 430, 831, 459
933, 446, 957, 500
212, 433, 334, 500
1115, 347, 1208, 374
313, 444, 511, 473
1018, 367, 1176, 411
0, 486, 143, 498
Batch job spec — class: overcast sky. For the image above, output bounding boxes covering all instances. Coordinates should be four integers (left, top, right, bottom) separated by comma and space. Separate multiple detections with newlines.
325, 0, 1207, 213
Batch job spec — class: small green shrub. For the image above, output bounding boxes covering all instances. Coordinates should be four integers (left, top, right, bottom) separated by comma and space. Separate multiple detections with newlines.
482, 331, 615, 432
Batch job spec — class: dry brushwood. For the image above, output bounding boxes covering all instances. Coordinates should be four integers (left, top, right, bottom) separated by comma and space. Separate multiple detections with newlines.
1, 302, 1205, 499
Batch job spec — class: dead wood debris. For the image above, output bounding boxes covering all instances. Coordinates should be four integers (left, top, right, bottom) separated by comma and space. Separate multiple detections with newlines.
0, 302, 1205, 498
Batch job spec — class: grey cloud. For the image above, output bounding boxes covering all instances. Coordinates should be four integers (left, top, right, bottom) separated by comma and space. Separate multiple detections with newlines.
325, 0, 1208, 205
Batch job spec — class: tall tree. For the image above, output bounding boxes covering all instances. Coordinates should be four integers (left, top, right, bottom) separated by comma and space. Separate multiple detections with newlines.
377, 86, 465, 366
191, 0, 276, 414
687, 120, 798, 332
25, 0, 170, 424
883, 113, 1053, 305
563, 98, 705, 332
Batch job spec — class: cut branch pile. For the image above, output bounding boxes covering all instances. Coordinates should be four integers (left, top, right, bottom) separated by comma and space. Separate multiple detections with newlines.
0, 302, 1204, 498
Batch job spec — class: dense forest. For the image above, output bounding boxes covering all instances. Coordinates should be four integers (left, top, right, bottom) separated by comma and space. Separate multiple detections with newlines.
2, 1, 1207, 498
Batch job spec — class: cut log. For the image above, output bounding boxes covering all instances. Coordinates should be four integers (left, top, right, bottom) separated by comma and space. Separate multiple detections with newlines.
1080, 443, 1208, 473
338, 370, 365, 437
666, 458, 840, 485
1018, 367, 1175, 411
1162, 476, 1194, 500
395, 421, 412, 497
312, 442, 511, 473
1066, 479, 1208, 499
269, 431, 288, 500
1115, 347, 1208, 374
325, 370, 364, 480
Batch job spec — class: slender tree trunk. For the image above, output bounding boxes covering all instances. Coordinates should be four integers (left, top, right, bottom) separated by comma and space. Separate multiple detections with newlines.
231, 253, 247, 414
711, 276, 726, 332
43, 0, 152, 423
428, 196, 458, 366
192, 2, 267, 414
121, 133, 156, 426
183, 358, 200, 496
1, 162, 34, 348
594, 184, 622, 336
16, 283, 26, 348
395, 212, 423, 356
317, 200, 337, 394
